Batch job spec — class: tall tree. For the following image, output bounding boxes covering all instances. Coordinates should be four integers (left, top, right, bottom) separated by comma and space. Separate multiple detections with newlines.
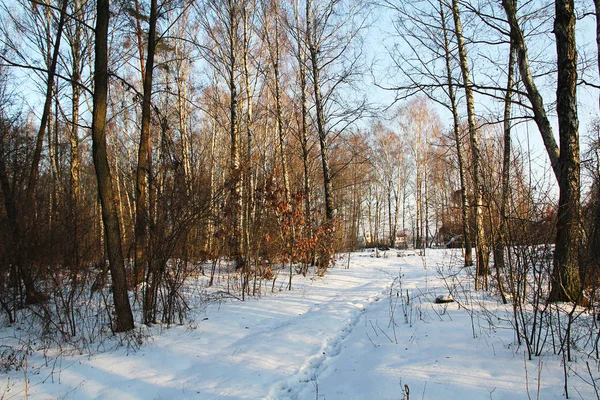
305, 0, 367, 269
493, 39, 514, 305
438, 0, 472, 266
92, 0, 135, 332
451, 0, 489, 288
306, 0, 335, 254
502, 0, 582, 302
198, 0, 245, 268
595, 0, 600, 108
501, 0, 560, 178
549, 0, 581, 302
139, 0, 160, 324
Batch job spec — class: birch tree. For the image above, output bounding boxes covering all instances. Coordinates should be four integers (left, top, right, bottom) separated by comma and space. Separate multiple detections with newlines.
451, 0, 489, 289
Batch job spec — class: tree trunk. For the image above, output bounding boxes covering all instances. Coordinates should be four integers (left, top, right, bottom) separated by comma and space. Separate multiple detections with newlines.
294, 0, 313, 265
548, 0, 582, 302
502, 0, 582, 302
307, 0, 335, 269
228, 0, 244, 270
136, 0, 158, 293
439, 0, 472, 266
493, 41, 515, 305
136, 0, 159, 324
502, 0, 561, 180
595, 0, 600, 108
69, 1, 82, 208
92, 0, 135, 333
242, 1, 254, 283
451, 0, 489, 287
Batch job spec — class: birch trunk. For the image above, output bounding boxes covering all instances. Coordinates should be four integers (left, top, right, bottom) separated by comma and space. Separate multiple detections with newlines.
439, 0, 472, 266
451, 0, 489, 288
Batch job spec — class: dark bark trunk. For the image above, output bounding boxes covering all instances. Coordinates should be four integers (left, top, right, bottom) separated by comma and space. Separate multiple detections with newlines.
92, 0, 135, 332
140, 0, 159, 324
594, 0, 600, 108
548, 0, 582, 302
228, 0, 243, 270
307, 0, 335, 270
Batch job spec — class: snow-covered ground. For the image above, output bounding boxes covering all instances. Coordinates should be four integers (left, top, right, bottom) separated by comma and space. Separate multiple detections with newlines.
1, 249, 597, 399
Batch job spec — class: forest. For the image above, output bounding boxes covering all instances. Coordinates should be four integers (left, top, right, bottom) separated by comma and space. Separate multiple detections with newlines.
0, 0, 600, 397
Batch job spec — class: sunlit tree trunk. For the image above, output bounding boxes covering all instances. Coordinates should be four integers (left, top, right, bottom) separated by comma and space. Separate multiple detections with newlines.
549, 0, 582, 302
135, 0, 158, 293
439, 0, 472, 266
138, 0, 161, 324
502, 0, 581, 302
493, 41, 514, 305
451, 0, 489, 289
293, 0, 314, 265
241, 0, 254, 294
92, 0, 135, 332
502, 0, 560, 178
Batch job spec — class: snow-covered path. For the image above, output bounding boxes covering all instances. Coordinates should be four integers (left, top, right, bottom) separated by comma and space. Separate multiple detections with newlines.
2, 249, 592, 399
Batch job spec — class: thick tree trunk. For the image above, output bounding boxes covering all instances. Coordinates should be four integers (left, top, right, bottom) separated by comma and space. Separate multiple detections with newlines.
503, 0, 581, 302
548, 0, 582, 302
451, 0, 489, 287
92, 0, 135, 333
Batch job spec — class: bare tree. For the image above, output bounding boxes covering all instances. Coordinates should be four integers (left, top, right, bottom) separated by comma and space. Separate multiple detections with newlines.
451, 0, 489, 289
492, 39, 514, 304
91, 0, 135, 332
305, 0, 368, 269
548, 0, 582, 302
438, 0, 472, 266
502, 0, 582, 302
134, 0, 158, 290
595, 0, 600, 108
135, 0, 158, 323
197, 0, 245, 269
306, 0, 335, 266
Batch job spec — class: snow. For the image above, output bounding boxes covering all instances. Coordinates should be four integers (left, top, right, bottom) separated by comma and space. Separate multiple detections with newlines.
1, 249, 597, 399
